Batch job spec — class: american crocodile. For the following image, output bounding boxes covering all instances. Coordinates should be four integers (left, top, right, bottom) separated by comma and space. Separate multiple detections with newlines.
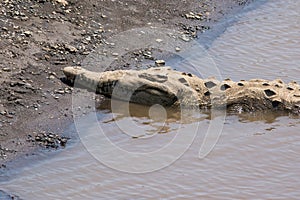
63, 66, 300, 114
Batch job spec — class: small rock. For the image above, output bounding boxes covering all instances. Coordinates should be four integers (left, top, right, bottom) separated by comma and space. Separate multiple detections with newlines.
155, 60, 165, 66
55, 0, 68, 6
24, 31, 32, 37
60, 138, 68, 146
49, 75, 56, 80
49, 71, 57, 77
185, 13, 195, 19
2, 67, 11, 72
65, 44, 78, 53
25, 83, 34, 90
81, 51, 89, 55
44, 55, 50, 60
56, 90, 65, 94
64, 9, 71, 14
6, 114, 14, 119
112, 52, 119, 57
175, 47, 181, 52
156, 39, 163, 43
180, 35, 190, 42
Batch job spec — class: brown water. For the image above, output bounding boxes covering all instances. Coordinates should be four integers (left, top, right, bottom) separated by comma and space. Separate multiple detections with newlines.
1, 0, 300, 199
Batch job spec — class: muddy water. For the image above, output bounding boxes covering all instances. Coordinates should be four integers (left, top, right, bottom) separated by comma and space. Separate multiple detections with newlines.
1, 0, 300, 199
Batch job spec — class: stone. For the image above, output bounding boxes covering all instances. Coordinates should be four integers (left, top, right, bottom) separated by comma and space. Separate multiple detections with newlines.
24, 31, 32, 37
175, 47, 181, 52
65, 44, 78, 53
155, 60, 165, 66
55, 0, 68, 6
2, 67, 11, 72
49, 75, 56, 79
180, 35, 190, 42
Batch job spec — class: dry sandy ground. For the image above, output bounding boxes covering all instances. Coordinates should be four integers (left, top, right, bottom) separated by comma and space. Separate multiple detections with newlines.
0, 0, 253, 168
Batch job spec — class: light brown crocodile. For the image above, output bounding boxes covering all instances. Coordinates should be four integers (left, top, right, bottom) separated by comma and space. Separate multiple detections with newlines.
63, 66, 300, 114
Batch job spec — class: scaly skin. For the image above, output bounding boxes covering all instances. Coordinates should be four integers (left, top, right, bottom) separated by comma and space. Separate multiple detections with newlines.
63, 66, 300, 114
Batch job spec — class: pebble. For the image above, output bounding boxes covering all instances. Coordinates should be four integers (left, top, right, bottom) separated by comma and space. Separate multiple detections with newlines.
56, 89, 65, 94
6, 114, 14, 119
24, 31, 33, 37
155, 60, 165, 66
112, 52, 119, 56
184, 12, 204, 20
175, 47, 181, 52
180, 35, 190, 42
2, 67, 11, 72
55, 0, 68, 6
156, 39, 163, 43
65, 44, 78, 53
49, 75, 56, 80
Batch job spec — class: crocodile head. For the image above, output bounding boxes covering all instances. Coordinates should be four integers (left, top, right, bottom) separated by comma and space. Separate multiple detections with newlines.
63, 66, 87, 83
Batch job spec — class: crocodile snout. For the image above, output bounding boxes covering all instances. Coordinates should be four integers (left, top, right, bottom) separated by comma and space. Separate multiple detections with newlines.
63, 66, 85, 82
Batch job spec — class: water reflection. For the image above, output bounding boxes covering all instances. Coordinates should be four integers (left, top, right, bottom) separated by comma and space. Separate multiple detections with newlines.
98, 99, 298, 128
97, 99, 208, 138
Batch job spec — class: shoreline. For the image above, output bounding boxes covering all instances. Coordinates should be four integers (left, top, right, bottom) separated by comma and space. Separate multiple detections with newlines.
0, 0, 255, 168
